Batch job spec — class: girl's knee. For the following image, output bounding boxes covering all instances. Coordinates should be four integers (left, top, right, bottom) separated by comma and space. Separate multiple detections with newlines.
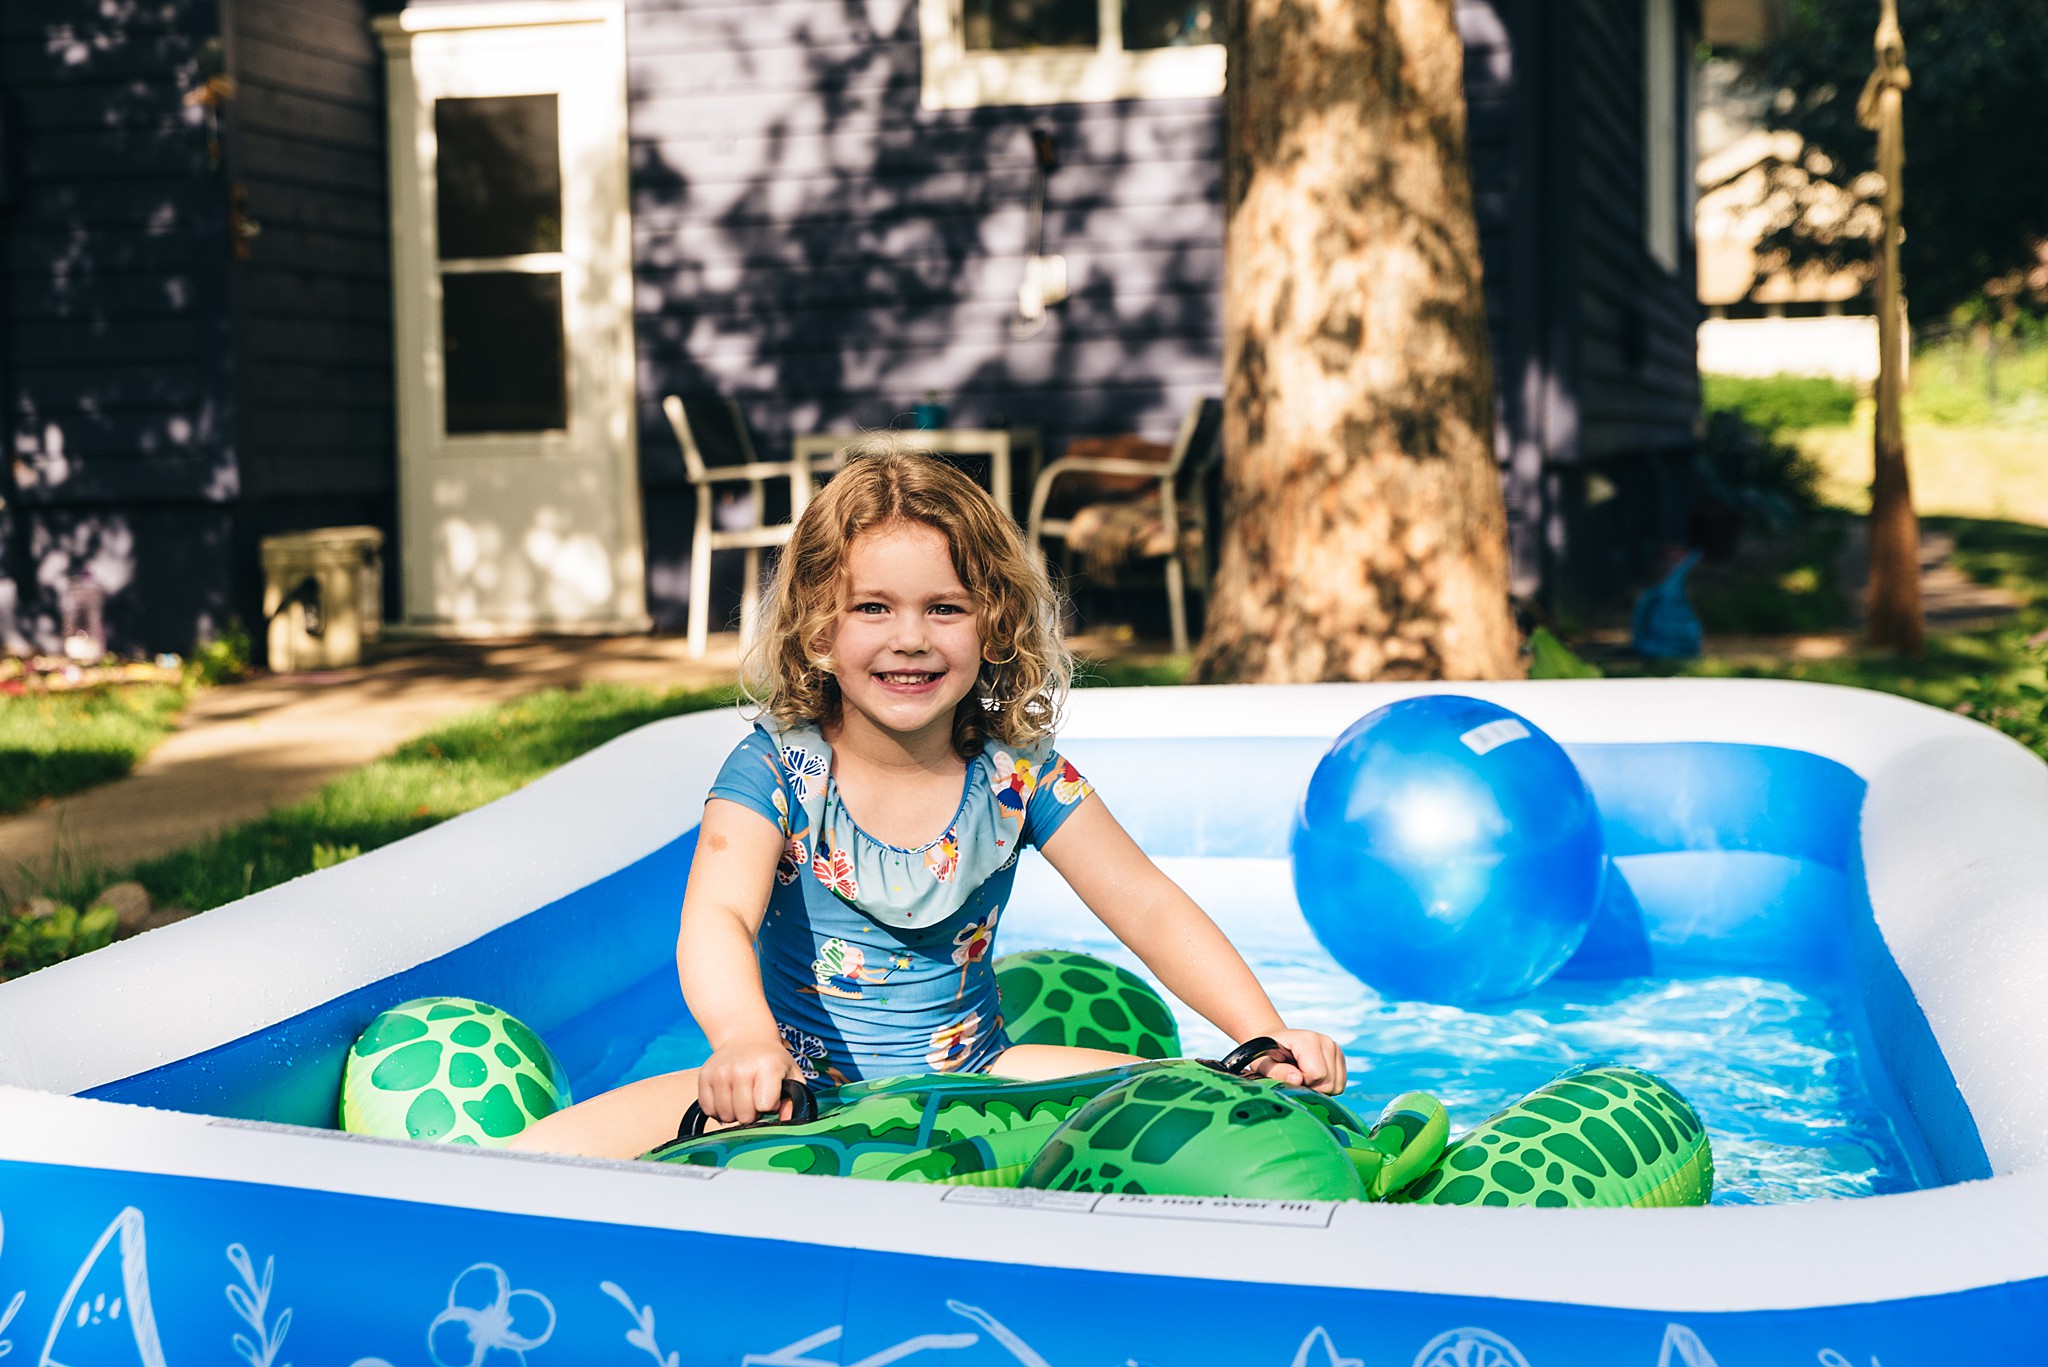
505, 1067, 700, 1159
989, 1043, 1141, 1080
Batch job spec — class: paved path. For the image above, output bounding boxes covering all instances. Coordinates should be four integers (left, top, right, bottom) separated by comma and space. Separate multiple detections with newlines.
0, 636, 744, 887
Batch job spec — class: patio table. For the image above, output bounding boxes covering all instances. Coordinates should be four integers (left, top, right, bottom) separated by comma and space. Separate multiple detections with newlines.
790, 428, 1043, 519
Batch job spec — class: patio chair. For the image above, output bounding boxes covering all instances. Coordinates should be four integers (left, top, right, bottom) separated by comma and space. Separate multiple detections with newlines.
661, 394, 819, 659
1025, 396, 1224, 653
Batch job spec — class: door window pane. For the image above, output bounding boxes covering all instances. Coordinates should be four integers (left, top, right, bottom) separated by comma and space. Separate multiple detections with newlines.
1123, 0, 1218, 47
962, 0, 1097, 50
436, 95, 562, 259
442, 272, 567, 433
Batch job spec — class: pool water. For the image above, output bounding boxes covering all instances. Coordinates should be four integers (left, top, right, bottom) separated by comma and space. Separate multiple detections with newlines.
558, 859, 1930, 1207
92, 736, 1955, 1208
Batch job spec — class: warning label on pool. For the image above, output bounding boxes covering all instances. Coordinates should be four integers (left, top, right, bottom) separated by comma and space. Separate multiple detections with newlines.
942, 1187, 1102, 1213
942, 1188, 1336, 1226
1093, 1195, 1337, 1227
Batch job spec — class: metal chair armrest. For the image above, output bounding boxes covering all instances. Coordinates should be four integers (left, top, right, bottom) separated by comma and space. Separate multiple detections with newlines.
1026, 457, 1174, 548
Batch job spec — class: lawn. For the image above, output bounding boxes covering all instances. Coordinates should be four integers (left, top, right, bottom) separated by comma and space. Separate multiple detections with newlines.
105, 659, 1179, 916
110, 681, 743, 917
1675, 517, 2048, 751
0, 682, 190, 816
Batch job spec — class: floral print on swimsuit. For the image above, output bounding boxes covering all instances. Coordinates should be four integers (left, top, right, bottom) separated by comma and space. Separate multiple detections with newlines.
706, 721, 1094, 1081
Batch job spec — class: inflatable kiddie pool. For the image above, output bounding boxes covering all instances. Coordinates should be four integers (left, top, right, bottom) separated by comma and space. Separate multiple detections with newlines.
2, 679, 2046, 1366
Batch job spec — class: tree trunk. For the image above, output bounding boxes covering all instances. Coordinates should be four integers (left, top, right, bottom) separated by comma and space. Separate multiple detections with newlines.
1194, 0, 1520, 684
1860, 0, 1921, 656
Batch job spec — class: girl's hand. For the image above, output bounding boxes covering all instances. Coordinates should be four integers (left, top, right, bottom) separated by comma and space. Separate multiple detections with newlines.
1243, 1029, 1348, 1095
696, 1035, 802, 1125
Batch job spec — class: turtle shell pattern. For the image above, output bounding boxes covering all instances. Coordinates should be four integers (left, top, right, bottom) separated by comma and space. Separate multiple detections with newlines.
1394, 1065, 1712, 1208
643, 1063, 1160, 1179
340, 997, 571, 1147
994, 950, 1180, 1058
1018, 1061, 1369, 1201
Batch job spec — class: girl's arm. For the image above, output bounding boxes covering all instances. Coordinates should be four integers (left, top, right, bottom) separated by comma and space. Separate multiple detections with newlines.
678, 797, 803, 1122
1038, 795, 1348, 1093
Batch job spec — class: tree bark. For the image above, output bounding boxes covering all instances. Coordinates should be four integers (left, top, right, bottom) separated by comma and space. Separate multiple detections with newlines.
1194, 0, 1520, 683
1860, 0, 1922, 656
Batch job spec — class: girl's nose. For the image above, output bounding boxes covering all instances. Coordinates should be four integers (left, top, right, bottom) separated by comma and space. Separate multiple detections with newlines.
888, 614, 930, 652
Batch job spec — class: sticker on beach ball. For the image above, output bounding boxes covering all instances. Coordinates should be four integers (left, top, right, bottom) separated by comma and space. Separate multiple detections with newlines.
341, 997, 570, 1147
995, 950, 1181, 1058
1289, 695, 1605, 1005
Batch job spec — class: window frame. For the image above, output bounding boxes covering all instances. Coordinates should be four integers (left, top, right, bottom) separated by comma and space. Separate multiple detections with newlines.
918, 0, 1225, 110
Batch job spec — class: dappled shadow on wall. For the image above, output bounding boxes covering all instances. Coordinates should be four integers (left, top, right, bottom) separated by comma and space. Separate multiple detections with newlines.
4, 7, 242, 655
621, 0, 1223, 628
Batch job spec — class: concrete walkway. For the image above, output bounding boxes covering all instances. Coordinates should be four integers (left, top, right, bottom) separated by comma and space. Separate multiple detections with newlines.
0, 636, 745, 886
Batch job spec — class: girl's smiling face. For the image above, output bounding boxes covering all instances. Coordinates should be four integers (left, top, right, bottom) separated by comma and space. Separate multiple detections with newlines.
828, 519, 985, 748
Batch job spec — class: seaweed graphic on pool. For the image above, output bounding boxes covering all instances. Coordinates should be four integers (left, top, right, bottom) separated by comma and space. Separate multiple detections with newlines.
0, 1213, 25, 1359
224, 1243, 291, 1367
600, 1282, 679, 1367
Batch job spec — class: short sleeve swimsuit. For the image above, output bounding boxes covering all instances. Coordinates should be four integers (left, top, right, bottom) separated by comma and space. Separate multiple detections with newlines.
707, 720, 1094, 1083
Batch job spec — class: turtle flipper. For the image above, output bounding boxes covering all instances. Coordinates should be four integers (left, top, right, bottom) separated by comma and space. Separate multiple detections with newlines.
1361, 1091, 1450, 1199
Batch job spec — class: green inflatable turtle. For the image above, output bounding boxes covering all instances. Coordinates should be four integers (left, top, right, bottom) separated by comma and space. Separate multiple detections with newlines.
340, 996, 571, 1147
644, 1063, 1159, 1181
1018, 1061, 1370, 1200
994, 950, 1180, 1058
1393, 1065, 1712, 1208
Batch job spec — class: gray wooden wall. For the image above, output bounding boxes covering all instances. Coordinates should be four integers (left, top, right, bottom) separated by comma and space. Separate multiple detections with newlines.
223, 0, 397, 583
0, 0, 1702, 652
623, 0, 1591, 627
1, 0, 240, 653
0, 0, 395, 656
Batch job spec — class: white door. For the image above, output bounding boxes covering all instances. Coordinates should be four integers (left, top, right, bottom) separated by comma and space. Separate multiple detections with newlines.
377, 2, 647, 633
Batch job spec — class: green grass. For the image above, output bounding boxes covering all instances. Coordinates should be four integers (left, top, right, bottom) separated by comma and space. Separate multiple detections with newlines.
1606, 516, 2048, 761
1687, 517, 1852, 636
1075, 655, 1193, 688
0, 684, 190, 816
1906, 332, 2048, 429
1703, 373, 1859, 432
69, 682, 738, 919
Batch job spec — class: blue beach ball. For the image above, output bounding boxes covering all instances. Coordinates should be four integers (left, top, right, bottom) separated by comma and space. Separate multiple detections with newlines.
1290, 695, 1605, 1004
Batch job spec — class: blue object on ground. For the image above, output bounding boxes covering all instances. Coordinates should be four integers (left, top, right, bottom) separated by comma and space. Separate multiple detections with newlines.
1632, 549, 1704, 659
1290, 695, 1606, 1004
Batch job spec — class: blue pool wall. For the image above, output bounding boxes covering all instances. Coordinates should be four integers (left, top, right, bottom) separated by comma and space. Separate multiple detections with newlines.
88, 739, 1990, 1186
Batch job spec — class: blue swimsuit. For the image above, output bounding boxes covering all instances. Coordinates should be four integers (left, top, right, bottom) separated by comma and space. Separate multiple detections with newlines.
707, 721, 1094, 1083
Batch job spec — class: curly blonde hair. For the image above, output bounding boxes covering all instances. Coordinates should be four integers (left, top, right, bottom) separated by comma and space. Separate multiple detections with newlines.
741, 437, 1073, 757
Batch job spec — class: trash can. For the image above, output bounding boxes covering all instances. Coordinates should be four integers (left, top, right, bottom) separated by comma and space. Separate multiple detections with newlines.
261, 527, 384, 671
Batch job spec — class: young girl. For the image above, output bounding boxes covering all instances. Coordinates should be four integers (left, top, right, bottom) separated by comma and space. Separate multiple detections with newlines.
511, 443, 1346, 1160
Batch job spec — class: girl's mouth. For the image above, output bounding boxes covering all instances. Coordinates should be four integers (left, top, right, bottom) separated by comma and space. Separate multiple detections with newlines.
875, 671, 942, 687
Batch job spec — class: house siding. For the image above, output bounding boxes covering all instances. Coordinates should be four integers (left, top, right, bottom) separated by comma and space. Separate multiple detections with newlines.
625, 0, 1568, 628
222, 0, 396, 616
1, 0, 1702, 651
1, 0, 240, 652
1562, 0, 1702, 601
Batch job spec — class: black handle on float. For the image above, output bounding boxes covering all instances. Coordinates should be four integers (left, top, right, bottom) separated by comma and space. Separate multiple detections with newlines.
1215, 1037, 1286, 1077
675, 1078, 817, 1141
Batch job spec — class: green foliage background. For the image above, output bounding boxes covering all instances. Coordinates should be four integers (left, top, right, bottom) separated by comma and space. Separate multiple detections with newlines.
1728, 0, 2048, 319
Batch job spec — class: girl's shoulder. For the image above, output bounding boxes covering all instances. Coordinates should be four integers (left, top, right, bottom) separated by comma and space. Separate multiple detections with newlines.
977, 732, 1090, 834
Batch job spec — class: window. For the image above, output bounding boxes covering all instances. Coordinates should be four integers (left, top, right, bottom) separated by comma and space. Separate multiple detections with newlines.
921, 0, 1224, 109
434, 95, 568, 433
1643, 0, 1682, 273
